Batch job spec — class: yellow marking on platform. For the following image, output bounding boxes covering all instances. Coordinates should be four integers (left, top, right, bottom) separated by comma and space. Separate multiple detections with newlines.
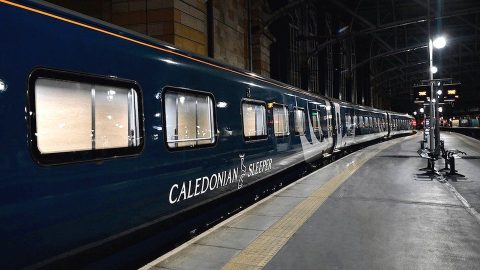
222, 139, 406, 270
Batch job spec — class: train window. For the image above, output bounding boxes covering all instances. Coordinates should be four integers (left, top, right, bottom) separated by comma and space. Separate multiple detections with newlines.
311, 110, 320, 133
273, 104, 289, 136
242, 100, 267, 140
29, 69, 144, 165
294, 108, 306, 135
165, 89, 215, 148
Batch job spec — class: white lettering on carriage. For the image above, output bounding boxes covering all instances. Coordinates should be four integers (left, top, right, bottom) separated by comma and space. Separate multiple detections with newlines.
168, 154, 273, 204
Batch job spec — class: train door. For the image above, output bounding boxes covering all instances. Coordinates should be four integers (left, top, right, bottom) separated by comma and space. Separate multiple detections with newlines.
324, 100, 334, 154
325, 101, 332, 139
387, 113, 392, 137
334, 102, 342, 149
350, 108, 356, 144
309, 104, 321, 142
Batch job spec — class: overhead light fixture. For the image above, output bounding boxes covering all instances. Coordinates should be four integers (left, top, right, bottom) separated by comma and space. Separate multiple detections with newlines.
437, 89, 442, 95
433, 36, 447, 49
413, 111, 417, 115
420, 108, 425, 113
430, 66, 438, 74
438, 107, 443, 113
338, 26, 349, 33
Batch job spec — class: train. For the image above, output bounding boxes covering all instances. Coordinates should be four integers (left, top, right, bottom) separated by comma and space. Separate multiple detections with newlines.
0, 0, 414, 269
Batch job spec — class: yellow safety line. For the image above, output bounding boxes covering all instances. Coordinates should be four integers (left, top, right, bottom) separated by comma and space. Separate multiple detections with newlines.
222, 138, 406, 270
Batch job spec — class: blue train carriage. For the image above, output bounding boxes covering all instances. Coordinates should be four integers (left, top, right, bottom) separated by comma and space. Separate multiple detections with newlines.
0, 0, 342, 268
327, 99, 389, 149
284, 94, 335, 162
353, 104, 389, 143
387, 111, 415, 137
0, 0, 413, 269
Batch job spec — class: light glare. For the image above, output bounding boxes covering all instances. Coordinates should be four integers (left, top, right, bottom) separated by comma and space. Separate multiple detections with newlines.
433, 36, 447, 49
0, 80, 5, 92
217, 101, 228, 108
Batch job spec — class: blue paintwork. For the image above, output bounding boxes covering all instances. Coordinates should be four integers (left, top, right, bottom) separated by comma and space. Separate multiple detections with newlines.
0, 1, 414, 269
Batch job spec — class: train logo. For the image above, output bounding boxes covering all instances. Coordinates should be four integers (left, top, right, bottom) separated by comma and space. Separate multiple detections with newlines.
168, 154, 273, 204
239, 154, 246, 189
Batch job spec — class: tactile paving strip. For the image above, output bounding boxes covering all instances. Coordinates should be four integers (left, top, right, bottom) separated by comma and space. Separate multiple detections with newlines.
222, 138, 406, 270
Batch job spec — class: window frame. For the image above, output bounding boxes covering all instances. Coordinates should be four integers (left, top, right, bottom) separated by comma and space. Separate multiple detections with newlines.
27, 68, 145, 166
294, 106, 306, 136
241, 98, 268, 141
272, 103, 290, 137
162, 86, 217, 151
310, 108, 322, 138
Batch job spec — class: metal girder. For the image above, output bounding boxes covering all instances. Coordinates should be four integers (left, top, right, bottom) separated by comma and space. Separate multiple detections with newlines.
411, 0, 480, 59
353, 43, 427, 69
326, 0, 406, 66
263, 0, 308, 31
375, 58, 480, 92
372, 60, 428, 80
312, 6, 480, 54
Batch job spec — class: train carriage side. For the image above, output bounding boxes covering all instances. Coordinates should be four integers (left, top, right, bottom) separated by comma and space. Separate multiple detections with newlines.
387, 112, 415, 137
299, 97, 335, 159
0, 1, 415, 269
348, 105, 383, 145
0, 1, 343, 268
328, 100, 389, 150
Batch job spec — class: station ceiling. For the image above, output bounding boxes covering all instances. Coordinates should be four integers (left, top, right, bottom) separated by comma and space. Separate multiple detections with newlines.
288, 0, 480, 111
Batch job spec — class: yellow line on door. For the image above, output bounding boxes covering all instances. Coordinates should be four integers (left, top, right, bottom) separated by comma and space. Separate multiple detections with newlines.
222, 137, 407, 270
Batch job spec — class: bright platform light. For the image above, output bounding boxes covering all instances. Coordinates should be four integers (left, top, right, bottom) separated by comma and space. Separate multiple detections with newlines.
430, 66, 438, 74
0, 80, 5, 92
420, 108, 425, 113
437, 89, 442, 95
413, 111, 417, 115
438, 107, 443, 113
433, 36, 447, 49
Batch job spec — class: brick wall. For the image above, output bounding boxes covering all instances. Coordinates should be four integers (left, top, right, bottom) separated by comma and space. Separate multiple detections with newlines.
45, 0, 272, 76
110, 0, 207, 55
251, 0, 273, 77
212, 0, 247, 69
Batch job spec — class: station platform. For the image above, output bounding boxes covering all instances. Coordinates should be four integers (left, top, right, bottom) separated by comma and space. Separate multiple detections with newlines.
141, 132, 480, 270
